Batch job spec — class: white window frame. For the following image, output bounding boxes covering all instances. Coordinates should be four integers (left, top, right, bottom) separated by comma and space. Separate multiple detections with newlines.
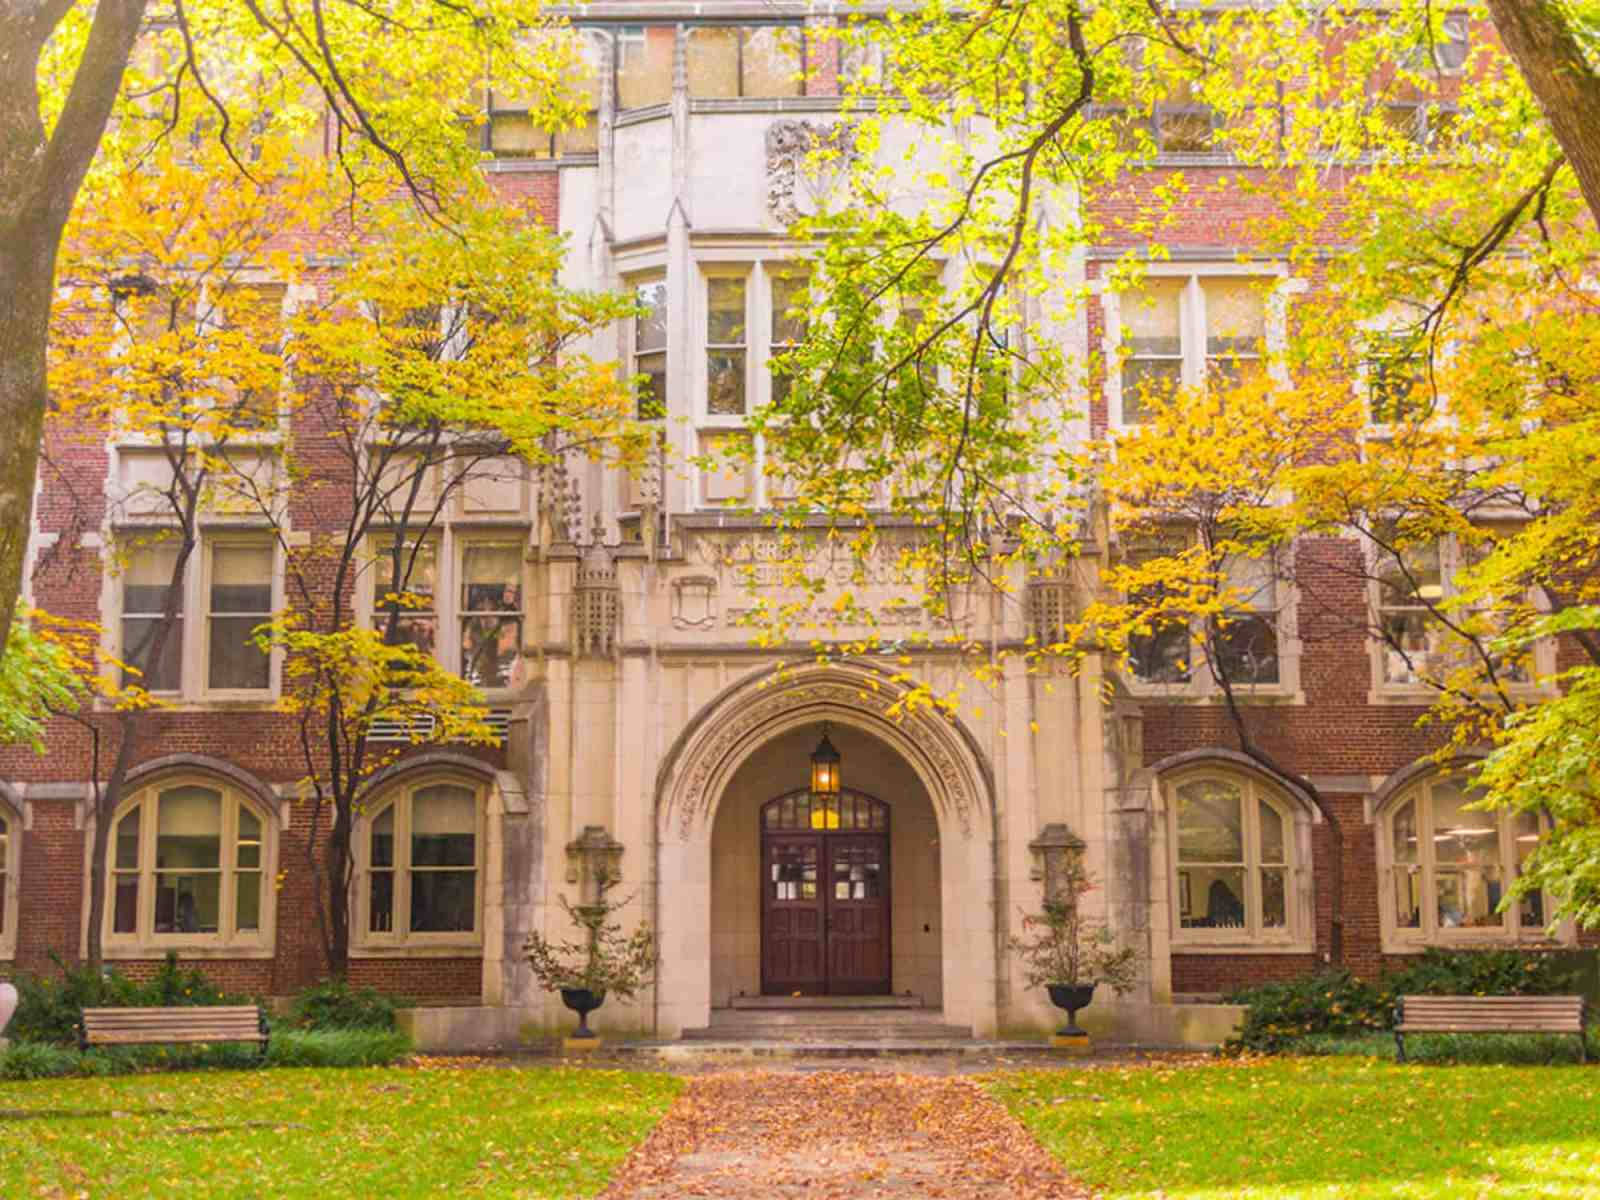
110, 532, 281, 704
352, 774, 487, 954
97, 776, 277, 959
0, 795, 18, 961
691, 257, 811, 510
1163, 767, 1314, 953
1102, 265, 1295, 430
1378, 773, 1568, 953
1366, 527, 1555, 703
360, 527, 529, 698
1117, 532, 1303, 703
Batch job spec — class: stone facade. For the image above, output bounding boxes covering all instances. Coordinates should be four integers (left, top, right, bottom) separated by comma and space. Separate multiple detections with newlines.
0, 4, 1585, 1047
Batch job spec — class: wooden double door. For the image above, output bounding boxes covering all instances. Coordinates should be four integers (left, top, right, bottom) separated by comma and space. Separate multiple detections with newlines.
760, 790, 891, 996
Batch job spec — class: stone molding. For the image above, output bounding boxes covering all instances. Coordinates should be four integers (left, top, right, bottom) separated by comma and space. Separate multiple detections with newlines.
656, 659, 992, 840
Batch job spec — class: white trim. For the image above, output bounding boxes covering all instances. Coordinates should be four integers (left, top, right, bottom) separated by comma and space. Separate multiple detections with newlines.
94, 774, 279, 958
1160, 765, 1315, 954
0, 792, 18, 960
351, 772, 488, 954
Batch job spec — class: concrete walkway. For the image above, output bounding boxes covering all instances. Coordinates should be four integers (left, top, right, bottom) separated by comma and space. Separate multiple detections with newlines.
599, 1069, 1094, 1198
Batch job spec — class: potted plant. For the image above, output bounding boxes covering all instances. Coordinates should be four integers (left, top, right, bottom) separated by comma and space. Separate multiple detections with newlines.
524, 870, 655, 1045
1010, 859, 1139, 1040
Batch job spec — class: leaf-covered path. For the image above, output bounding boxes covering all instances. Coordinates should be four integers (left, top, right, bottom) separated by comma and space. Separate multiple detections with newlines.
600, 1070, 1094, 1198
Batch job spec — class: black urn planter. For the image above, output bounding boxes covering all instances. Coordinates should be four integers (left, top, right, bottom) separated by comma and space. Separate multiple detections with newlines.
1046, 983, 1097, 1037
560, 987, 606, 1039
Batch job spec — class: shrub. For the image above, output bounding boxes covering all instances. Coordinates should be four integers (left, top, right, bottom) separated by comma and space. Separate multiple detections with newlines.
1223, 969, 1391, 1054
0, 1029, 410, 1079
8, 953, 241, 1046
1224, 950, 1582, 1055
286, 979, 403, 1031
1384, 947, 1578, 998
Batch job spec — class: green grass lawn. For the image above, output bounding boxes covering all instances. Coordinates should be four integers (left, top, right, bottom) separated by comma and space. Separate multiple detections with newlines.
0, 1064, 679, 1198
993, 1056, 1600, 1199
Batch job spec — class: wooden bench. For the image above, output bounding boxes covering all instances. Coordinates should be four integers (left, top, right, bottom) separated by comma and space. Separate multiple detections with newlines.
78, 1005, 270, 1060
1393, 994, 1588, 1063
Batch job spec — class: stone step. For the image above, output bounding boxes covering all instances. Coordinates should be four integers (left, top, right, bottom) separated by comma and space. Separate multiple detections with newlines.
727, 994, 924, 1011
684, 1023, 973, 1042
618, 1040, 1055, 1062
708, 1008, 950, 1028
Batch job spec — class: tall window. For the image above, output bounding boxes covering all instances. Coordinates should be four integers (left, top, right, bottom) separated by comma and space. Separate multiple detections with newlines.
1112, 273, 1275, 426
1384, 774, 1553, 945
706, 274, 749, 417
1167, 770, 1305, 946
1212, 551, 1280, 685
370, 538, 438, 657
206, 542, 273, 692
687, 25, 805, 98
615, 25, 675, 109
459, 543, 524, 689
106, 780, 271, 951
631, 276, 668, 419
362, 780, 482, 945
1365, 331, 1428, 425
121, 541, 183, 692
769, 274, 808, 406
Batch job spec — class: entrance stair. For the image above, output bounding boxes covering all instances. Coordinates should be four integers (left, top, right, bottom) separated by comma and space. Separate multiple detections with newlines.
677, 996, 973, 1045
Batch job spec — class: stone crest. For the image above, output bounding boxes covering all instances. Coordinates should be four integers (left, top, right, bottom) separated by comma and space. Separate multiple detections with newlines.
766, 119, 857, 227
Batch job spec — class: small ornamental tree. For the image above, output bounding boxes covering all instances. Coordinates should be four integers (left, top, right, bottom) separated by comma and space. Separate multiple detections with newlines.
1009, 857, 1139, 996
524, 871, 657, 1002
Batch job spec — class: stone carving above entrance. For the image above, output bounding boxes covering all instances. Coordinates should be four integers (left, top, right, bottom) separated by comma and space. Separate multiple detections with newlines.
659, 664, 987, 840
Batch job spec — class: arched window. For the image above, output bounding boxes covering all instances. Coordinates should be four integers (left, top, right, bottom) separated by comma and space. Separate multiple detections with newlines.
0, 797, 18, 959
104, 778, 273, 953
1165, 768, 1309, 948
1382, 773, 1556, 947
357, 778, 484, 948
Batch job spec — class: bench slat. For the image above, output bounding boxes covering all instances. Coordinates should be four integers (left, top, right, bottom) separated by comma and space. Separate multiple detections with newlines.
88, 1031, 267, 1045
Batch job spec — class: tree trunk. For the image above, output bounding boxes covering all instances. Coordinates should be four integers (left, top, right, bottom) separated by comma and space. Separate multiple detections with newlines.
0, 0, 151, 653
83, 719, 138, 973
1488, 0, 1600, 226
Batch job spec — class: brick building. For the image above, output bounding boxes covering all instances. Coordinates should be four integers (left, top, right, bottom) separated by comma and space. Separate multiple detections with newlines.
0, 3, 1578, 1047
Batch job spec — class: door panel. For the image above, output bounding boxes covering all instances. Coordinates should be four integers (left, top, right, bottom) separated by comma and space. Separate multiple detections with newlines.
761, 835, 825, 994
825, 836, 890, 994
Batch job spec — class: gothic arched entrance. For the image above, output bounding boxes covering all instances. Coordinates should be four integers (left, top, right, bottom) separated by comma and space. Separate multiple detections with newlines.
760, 788, 890, 995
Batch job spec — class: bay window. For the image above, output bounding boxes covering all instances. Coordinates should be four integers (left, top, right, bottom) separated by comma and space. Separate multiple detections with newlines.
1383, 773, 1557, 947
105, 779, 273, 954
359, 778, 483, 947
1167, 769, 1308, 948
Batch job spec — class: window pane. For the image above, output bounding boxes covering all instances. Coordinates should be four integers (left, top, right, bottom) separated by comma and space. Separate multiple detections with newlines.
1259, 799, 1285, 864
1183, 867, 1247, 928
237, 808, 261, 870
211, 545, 272, 613
372, 541, 437, 656
1514, 810, 1545, 928
1123, 281, 1182, 356
115, 807, 141, 870
412, 785, 476, 867
1129, 618, 1191, 683
1176, 779, 1244, 862
1392, 797, 1419, 864
1394, 865, 1422, 928
1121, 359, 1180, 422
123, 543, 184, 691
1378, 540, 1443, 608
369, 869, 394, 933
236, 871, 261, 932
209, 616, 270, 690
1204, 278, 1266, 359
158, 786, 222, 871
771, 274, 808, 345
462, 544, 522, 612
462, 616, 523, 689
635, 279, 668, 352
372, 805, 395, 868
155, 870, 220, 934
1214, 612, 1279, 684
410, 869, 477, 932
708, 277, 747, 344
1430, 779, 1497, 866
616, 25, 674, 109
743, 27, 804, 97
1261, 867, 1287, 927
707, 351, 747, 416
113, 872, 140, 934
1156, 106, 1212, 152
686, 26, 739, 98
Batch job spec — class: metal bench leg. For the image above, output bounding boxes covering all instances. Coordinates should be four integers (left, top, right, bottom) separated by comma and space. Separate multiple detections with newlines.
1394, 1030, 1406, 1064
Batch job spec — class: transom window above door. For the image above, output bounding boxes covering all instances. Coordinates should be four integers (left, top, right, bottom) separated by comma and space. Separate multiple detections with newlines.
763, 789, 888, 833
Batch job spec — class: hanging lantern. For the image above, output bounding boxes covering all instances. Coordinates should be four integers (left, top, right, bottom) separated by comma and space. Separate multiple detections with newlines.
809, 724, 841, 796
